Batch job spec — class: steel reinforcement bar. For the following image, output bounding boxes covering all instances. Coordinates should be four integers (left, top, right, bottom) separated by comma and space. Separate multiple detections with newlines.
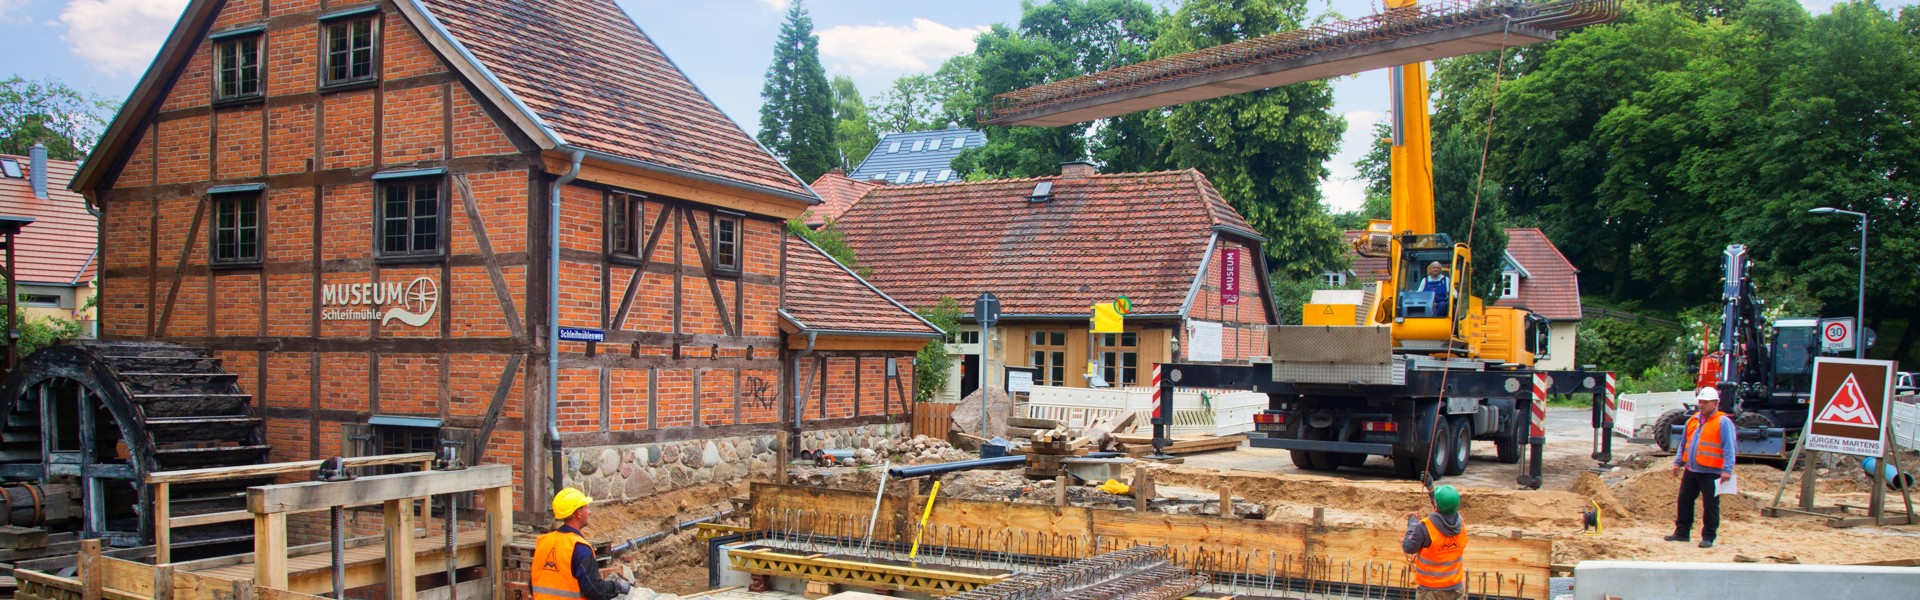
980, 0, 1618, 126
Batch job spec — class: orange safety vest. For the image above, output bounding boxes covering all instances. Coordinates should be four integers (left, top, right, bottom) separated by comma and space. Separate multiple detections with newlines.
531, 530, 590, 600
1682, 412, 1728, 470
1413, 517, 1466, 590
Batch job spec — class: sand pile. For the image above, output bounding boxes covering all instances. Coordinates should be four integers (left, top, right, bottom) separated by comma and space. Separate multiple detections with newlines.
1149, 467, 1594, 530
1571, 471, 1632, 521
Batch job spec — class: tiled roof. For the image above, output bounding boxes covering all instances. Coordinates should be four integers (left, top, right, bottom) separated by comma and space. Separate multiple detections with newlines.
805, 169, 883, 227
1343, 230, 1391, 281
0, 155, 97, 285
782, 235, 941, 337
832, 169, 1260, 317
1497, 227, 1581, 320
848, 128, 984, 184
414, 0, 813, 198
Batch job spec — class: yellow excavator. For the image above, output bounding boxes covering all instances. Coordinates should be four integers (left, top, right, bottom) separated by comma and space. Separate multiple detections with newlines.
984, 0, 1620, 484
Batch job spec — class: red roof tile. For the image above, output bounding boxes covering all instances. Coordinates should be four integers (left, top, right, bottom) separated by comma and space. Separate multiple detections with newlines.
782, 235, 941, 337
832, 170, 1260, 317
0, 156, 97, 285
415, 0, 813, 198
806, 169, 883, 227
1497, 227, 1581, 320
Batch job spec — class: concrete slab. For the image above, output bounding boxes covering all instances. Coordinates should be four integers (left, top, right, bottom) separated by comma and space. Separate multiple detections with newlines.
1574, 560, 1920, 600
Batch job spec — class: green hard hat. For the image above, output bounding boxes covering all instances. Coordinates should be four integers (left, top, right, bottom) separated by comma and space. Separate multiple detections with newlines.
1434, 485, 1460, 515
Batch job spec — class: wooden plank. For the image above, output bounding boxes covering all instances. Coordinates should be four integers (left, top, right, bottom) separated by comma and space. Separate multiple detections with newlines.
248, 465, 511, 514
485, 486, 511, 600
152, 564, 174, 600
0, 525, 49, 549
191, 531, 487, 595
253, 512, 288, 590
154, 482, 171, 564
256, 588, 330, 600
749, 482, 910, 544
78, 539, 101, 600
170, 510, 253, 528
96, 558, 154, 599
167, 569, 231, 600
148, 453, 436, 484
386, 499, 417, 600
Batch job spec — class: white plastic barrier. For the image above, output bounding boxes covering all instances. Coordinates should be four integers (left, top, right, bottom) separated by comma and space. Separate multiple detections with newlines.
1614, 391, 1693, 438
1894, 395, 1918, 451
1023, 385, 1265, 437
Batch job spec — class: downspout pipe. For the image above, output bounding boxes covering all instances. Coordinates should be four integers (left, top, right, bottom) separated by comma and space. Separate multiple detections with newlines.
549, 149, 585, 498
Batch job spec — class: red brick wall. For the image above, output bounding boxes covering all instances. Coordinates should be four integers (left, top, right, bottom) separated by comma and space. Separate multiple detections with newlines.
1188, 239, 1273, 362
92, 1, 540, 515
794, 354, 914, 423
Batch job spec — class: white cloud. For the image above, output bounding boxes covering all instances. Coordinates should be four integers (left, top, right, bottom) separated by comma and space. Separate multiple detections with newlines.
0, 0, 33, 24
1322, 110, 1385, 213
817, 18, 986, 76
60, 0, 188, 75
759, 0, 788, 11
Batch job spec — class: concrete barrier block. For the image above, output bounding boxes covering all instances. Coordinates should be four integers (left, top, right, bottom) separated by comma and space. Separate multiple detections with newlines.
1575, 560, 1920, 600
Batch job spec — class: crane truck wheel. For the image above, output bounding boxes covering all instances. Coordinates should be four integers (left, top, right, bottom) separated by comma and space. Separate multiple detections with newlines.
1290, 448, 1317, 470
1445, 417, 1471, 476
1653, 409, 1690, 453
1495, 428, 1522, 464
1427, 421, 1453, 479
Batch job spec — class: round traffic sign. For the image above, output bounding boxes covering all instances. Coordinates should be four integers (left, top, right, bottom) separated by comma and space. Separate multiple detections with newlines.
1114, 295, 1132, 315
1825, 321, 1848, 343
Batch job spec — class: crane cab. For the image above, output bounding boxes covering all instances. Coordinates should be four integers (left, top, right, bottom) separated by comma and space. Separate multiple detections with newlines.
1385, 233, 1471, 348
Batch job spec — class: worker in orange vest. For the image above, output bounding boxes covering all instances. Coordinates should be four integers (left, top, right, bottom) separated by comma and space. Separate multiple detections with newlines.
1667, 387, 1735, 548
1402, 485, 1466, 600
532, 488, 630, 600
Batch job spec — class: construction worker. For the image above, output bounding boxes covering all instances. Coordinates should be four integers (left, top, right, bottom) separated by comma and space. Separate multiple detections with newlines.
532, 488, 631, 600
1402, 485, 1467, 600
1668, 387, 1735, 548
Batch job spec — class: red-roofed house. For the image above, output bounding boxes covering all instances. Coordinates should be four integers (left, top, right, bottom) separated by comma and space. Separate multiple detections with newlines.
1330, 227, 1581, 369
834, 161, 1277, 401
0, 150, 97, 336
805, 168, 884, 227
59, 0, 934, 524
1496, 228, 1581, 369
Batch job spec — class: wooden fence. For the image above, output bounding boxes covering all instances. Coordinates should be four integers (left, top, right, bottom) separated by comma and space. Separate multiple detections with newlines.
913, 401, 956, 440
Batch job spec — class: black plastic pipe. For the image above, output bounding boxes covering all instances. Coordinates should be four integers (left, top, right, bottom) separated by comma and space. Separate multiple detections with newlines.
886, 452, 1122, 479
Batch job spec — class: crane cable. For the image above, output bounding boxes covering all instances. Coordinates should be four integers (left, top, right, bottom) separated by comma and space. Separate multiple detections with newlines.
1420, 16, 1516, 486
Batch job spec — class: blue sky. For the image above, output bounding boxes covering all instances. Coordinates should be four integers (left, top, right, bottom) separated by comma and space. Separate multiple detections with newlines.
0, 0, 1870, 211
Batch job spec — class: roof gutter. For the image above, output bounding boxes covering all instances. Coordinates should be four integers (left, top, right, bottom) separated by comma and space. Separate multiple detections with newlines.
560, 146, 820, 206
547, 149, 584, 500
777, 310, 941, 340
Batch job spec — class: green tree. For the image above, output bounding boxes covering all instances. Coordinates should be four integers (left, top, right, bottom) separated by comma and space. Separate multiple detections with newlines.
952, 0, 1164, 179
830, 76, 879, 170
757, 1, 838, 182
1154, 0, 1346, 276
913, 298, 963, 401
0, 76, 116, 161
871, 55, 983, 135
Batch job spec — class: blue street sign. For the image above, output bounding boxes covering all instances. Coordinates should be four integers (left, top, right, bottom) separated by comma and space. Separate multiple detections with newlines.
558, 327, 605, 342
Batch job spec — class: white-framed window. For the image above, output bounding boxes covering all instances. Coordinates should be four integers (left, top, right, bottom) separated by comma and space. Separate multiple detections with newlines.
912, 140, 925, 152
1323, 271, 1346, 287
1502, 271, 1520, 299
888, 141, 901, 153
893, 172, 909, 183
953, 136, 967, 149
911, 170, 927, 183
937, 169, 953, 181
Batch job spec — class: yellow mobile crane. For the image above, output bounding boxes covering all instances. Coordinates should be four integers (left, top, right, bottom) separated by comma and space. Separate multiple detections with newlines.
983, 0, 1619, 484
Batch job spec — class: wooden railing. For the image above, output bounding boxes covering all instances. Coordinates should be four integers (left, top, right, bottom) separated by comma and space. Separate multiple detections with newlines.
145, 452, 437, 564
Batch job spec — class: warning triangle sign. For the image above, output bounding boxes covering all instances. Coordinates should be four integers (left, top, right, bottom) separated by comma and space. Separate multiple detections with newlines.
1815, 373, 1879, 428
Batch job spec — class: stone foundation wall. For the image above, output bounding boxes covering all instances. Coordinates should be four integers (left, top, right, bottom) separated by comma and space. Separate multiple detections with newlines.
562, 435, 778, 503
795, 421, 910, 452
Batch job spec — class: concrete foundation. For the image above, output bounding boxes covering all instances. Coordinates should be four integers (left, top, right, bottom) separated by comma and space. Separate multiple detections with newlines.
1574, 560, 1920, 600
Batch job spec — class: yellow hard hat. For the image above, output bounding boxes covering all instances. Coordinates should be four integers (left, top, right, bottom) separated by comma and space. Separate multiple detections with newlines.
552, 487, 592, 520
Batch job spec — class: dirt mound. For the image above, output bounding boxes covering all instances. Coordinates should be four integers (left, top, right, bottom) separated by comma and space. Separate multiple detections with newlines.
1150, 467, 1593, 530
1571, 471, 1632, 522
1615, 467, 1762, 522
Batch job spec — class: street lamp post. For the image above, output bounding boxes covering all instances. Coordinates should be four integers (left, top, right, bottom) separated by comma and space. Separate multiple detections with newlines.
1810, 207, 1868, 358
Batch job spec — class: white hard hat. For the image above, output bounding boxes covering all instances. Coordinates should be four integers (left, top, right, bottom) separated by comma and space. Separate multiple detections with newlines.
1695, 387, 1721, 402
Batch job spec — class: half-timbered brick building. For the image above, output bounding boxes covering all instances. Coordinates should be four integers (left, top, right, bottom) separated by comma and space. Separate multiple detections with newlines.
69, 0, 937, 525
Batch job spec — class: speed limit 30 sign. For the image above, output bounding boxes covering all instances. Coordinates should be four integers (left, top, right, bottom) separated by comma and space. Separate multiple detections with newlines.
1820, 317, 1856, 353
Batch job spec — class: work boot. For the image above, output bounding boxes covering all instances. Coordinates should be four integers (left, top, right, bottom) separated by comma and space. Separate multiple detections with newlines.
1663, 533, 1689, 542
1699, 539, 1715, 548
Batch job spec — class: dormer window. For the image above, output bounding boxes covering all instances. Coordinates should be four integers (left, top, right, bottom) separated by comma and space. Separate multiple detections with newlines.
1502, 271, 1520, 299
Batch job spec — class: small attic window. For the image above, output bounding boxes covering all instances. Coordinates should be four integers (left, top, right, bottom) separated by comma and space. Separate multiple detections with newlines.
912, 140, 925, 152
953, 136, 966, 149
870, 174, 887, 181
911, 170, 926, 183
937, 169, 953, 181
893, 172, 909, 184
0, 159, 19, 179
888, 141, 901, 153
1028, 181, 1053, 202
